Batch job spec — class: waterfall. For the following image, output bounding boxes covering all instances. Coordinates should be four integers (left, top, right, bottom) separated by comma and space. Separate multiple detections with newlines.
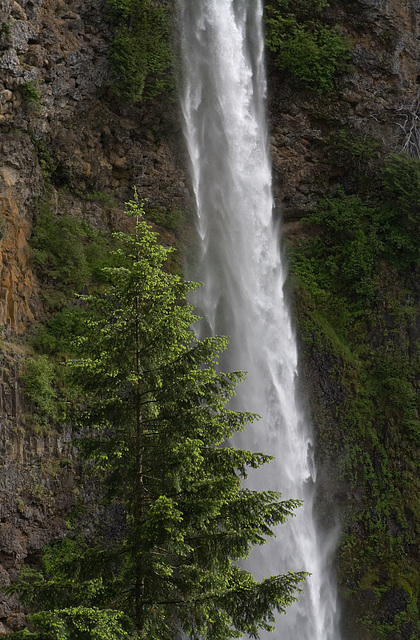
176, 1, 341, 639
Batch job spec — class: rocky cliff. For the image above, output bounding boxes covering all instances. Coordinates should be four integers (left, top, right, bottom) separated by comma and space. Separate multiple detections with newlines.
0, 0, 190, 634
267, 2, 420, 638
0, 1, 418, 638
270, 0, 420, 214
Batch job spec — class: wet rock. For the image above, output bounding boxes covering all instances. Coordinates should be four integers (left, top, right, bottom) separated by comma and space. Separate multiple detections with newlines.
5, 612, 25, 631
0, 89, 12, 104
0, 0, 12, 21
0, 524, 25, 559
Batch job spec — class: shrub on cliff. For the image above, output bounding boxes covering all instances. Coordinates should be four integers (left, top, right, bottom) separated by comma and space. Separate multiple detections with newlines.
264, 0, 350, 93
21, 355, 57, 425
107, 0, 173, 103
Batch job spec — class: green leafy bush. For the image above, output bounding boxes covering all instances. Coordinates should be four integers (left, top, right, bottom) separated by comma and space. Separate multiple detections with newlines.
292, 154, 420, 305
107, 0, 173, 103
328, 130, 382, 196
372, 355, 420, 439
32, 209, 89, 293
31, 196, 116, 309
146, 205, 184, 232
264, 0, 350, 92
267, 0, 330, 20
21, 356, 57, 424
319, 141, 420, 268
109, 27, 148, 104
31, 308, 85, 357
371, 155, 420, 268
382, 154, 420, 225
107, 0, 137, 20
294, 190, 381, 302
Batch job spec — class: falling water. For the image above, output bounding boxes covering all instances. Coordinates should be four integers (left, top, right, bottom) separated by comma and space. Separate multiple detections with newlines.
176, 1, 340, 639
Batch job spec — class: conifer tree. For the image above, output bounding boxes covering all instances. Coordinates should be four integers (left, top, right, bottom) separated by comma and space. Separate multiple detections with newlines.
7, 200, 306, 640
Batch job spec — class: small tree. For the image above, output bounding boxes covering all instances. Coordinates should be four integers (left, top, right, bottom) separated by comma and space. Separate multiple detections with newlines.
7, 200, 305, 639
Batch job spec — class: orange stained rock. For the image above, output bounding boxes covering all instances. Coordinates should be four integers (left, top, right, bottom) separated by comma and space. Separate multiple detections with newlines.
0, 189, 39, 334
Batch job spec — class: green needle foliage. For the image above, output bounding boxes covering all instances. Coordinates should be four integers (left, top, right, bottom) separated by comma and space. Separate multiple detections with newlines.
7, 199, 306, 640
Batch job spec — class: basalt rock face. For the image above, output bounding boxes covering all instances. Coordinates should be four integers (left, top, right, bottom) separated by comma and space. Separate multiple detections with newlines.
0, 0, 418, 638
0, 0, 189, 634
267, 2, 420, 639
0, 0, 187, 333
269, 0, 420, 220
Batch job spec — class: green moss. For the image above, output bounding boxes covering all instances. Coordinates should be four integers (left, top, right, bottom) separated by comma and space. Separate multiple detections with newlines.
328, 129, 382, 195
30, 191, 118, 310
378, 155, 420, 267
73, 190, 116, 205
146, 204, 185, 233
23, 81, 41, 107
391, 565, 420, 600
359, 568, 380, 590
31, 308, 85, 357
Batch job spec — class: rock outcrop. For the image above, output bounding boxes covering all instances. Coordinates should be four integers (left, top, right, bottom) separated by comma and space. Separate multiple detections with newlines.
269, 0, 420, 218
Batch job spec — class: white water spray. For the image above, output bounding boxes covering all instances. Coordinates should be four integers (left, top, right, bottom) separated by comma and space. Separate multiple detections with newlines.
177, 1, 341, 638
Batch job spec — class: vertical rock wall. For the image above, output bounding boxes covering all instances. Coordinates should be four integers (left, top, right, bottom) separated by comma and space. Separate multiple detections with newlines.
0, 1, 189, 633
269, 0, 420, 217
265, 2, 419, 638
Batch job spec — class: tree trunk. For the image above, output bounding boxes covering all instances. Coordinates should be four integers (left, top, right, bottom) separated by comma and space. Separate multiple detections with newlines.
134, 295, 145, 631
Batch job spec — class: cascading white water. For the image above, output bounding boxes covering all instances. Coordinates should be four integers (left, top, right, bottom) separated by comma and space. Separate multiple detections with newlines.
176, 1, 341, 639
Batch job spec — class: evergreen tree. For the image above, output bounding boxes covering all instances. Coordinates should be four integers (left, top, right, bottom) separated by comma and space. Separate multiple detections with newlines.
6, 199, 306, 640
